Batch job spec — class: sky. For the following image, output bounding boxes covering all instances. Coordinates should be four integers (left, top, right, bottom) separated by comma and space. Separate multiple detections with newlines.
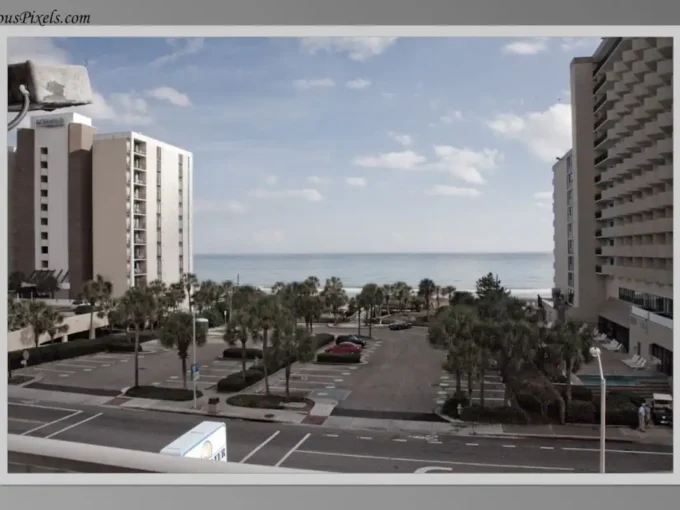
7, 36, 602, 255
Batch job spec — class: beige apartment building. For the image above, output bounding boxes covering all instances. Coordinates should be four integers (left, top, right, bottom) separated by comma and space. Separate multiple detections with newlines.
549, 37, 673, 377
9, 113, 96, 298
92, 133, 193, 298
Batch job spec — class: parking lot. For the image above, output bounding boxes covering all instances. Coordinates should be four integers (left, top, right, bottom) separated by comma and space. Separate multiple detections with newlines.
13, 328, 246, 394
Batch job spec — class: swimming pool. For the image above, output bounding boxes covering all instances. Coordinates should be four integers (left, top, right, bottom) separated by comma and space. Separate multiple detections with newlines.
578, 375, 669, 387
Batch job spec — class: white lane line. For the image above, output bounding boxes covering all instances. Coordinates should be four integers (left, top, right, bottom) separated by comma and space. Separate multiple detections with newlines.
428, 441, 443, 445
333, 379, 343, 382
502, 445, 516, 448
393, 439, 407, 443
562, 447, 673, 456
465, 443, 479, 447
274, 433, 311, 467
9, 417, 46, 425
45, 413, 104, 439
102, 364, 112, 367
239, 431, 281, 463
294, 450, 575, 471
20, 411, 82, 436
52, 363, 99, 369
324, 434, 339, 438
9, 402, 79, 413
540, 447, 555, 450
359, 437, 372, 440
59, 374, 70, 377
33, 368, 75, 374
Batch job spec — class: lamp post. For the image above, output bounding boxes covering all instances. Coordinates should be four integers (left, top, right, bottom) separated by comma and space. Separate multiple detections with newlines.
590, 346, 606, 473
191, 313, 209, 409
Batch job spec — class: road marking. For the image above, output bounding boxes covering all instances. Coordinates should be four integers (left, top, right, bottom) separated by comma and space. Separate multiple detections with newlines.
393, 439, 407, 442
325, 385, 335, 389
83, 368, 93, 372
465, 443, 479, 446
502, 445, 516, 448
342, 372, 351, 376
45, 413, 103, 439
269, 386, 314, 393
562, 447, 672, 456
53, 363, 98, 369
102, 364, 111, 367
59, 374, 70, 377
295, 450, 575, 471
151, 382, 161, 386
21, 411, 82, 436
540, 447, 555, 450
435, 400, 445, 405
333, 379, 343, 382
359, 437, 372, 440
274, 433, 311, 467
239, 431, 281, 463
33, 368, 75, 374
9, 417, 46, 424
120, 359, 129, 363
439, 383, 449, 387
415, 466, 453, 473
324, 434, 339, 438
9, 402, 79, 413
170, 376, 179, 379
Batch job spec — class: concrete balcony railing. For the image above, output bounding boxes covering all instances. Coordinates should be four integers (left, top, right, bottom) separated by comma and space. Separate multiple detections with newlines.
600, 165, 673, 197
657, 59, 672, 79
601, 244, 673, 259
601, 265, 673, 285
602, 190, 673, 218
631, 305, 673, 331
601, 217, 673, 238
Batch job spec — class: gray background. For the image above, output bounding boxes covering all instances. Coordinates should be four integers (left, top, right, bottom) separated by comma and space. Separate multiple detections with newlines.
1, 486, 680, 507
0, 0, 678, 24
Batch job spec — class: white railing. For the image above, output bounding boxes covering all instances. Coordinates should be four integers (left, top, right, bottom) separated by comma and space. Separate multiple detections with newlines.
631, 306, 673, 330
8, 435, 323, 474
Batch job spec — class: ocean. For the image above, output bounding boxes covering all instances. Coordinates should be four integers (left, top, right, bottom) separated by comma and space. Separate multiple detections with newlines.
194, 253, 554, 299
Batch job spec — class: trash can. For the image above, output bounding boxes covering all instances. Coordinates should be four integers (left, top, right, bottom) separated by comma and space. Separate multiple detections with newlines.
208, 397, 219, 415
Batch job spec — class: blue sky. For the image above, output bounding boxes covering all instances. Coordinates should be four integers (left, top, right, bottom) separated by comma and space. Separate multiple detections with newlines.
8, 36, 601, 254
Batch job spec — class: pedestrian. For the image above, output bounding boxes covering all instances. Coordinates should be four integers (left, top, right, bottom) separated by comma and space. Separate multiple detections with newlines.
638, 403, 646, 432
644, 403, 652, 428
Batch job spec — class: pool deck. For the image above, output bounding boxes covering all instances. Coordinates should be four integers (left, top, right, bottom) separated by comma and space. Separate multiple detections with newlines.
576, 346, 664, 378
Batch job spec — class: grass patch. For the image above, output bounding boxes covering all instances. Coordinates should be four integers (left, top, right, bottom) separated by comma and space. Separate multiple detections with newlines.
124, 385, 202, 401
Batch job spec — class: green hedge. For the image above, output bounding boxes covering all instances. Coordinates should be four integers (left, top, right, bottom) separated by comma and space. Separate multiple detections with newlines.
566, 400, 597, 423
316, 352, 361, 364
216, 369, 264, 393
222, 347, 262, 360
124, 385, 202, 401
199, 307, 226, 328
8, 331, 157, 371
460, 405, 531, 425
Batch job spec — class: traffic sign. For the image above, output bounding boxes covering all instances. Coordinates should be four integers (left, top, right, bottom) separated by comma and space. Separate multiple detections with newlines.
191, 363, 200, 381
22, 350, 30, 361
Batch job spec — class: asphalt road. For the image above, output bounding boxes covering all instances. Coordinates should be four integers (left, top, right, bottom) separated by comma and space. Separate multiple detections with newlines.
7, 398, 672, 474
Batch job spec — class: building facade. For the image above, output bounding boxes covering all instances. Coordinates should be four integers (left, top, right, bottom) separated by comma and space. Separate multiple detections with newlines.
552, 37, 673, 377
92, 132, 193, 297
10, 113, 95, 297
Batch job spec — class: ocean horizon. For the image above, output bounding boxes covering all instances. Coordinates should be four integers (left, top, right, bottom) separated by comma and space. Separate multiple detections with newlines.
194, 252, 554, 299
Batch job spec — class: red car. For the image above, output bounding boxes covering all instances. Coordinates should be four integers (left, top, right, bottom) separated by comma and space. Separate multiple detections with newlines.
326, 342, 361, 354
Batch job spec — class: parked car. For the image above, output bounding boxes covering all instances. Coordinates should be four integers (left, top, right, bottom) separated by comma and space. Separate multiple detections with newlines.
326, 343, 361, 354
389, 321, 412, 330
335, 335, 366, 348
651, 393, 673, 426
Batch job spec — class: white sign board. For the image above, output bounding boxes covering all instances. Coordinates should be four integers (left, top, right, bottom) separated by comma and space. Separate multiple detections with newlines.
35, 117, 66, 128
160, 421, 227, 462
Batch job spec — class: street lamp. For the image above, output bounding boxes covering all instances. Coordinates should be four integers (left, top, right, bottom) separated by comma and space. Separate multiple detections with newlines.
192, 313, 209, 409
590, 346, 606, 473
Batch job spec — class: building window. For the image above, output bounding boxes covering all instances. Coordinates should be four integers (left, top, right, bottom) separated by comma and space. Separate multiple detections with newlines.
40, 175, 48, 183
566, 155, 572, 173
41, 246, 48, 254
567, 240, 573, 254
40, 190, 48, 197
41, 218, 48, 226
619, 287, 673, 319
567, 223, 573, 238
157, 147, 162, 160
40, 147, 48, 155
40, 161, 48, 169
41, 204, 48, 212
41, 260, 49, 269
567, 272, 574, 287
41, 232, 48, 240
567, 256, 574, 271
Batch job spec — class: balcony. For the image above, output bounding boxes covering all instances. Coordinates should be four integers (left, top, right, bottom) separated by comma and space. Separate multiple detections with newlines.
133, 222, 145, 231
595, 265, 603, 274
657, 85, 672, 107
602, 217, 673, 238
657, 59, 672, 80
643, 71, 665, 89
133, 190, 147, 201
602, 244, 673, 259
657, 111, 672, 130
595, 229, 603, 237
133, 206, 146, 216
593, 74, 607, 93
643, 47, 665, 63
134, 235, 146, 245
632, 60, 651, 77
595, 247, 603, 255
133, 144, 146, 156
602, 265, 673, 285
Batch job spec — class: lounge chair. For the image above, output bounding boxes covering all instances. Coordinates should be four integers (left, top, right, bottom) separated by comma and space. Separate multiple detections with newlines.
602, 340, 618, 350
633, 358, 648, 370
597, 334, 610, 343
623, 354, 641, 367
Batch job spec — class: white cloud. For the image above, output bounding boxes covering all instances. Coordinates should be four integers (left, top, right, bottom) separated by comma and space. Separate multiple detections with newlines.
264, 175, 278, 186
346, 78, 371, 90
388, 132, 413, 146
252, 229, 286, 245
431, 146, 502, 185
353, 151, 426, 170
300, 37, 397, 61
293, 78, 335, 90
307, 175, 327, 184
440, 110, 464, 124
195, 200, 246, 214
533, 191, 553, 209
7, 37, 70, 66
560, 37, 601, 53
249, 188, 324, 202
346, 177, 367, 187
502, 37, 549, 56
487, 103, 572, 163
147, 86, 191, 107
151, 38, 205, 67
425, 185, 481, 198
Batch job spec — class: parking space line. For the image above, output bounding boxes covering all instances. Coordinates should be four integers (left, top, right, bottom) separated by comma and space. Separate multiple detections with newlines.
274, 433, 311, 467
239, 431, 281, 463
268, 386, 313, 393
51, 363, 99, 369
45, 413, 104, 439
9, 417, 46, 425
9, 402, 80, 413
33, 368, 75, 374
21, 411, 82, 436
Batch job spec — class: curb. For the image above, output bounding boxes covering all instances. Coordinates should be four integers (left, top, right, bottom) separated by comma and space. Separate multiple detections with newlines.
122, 402, 304, 424
470, 432, 638, 444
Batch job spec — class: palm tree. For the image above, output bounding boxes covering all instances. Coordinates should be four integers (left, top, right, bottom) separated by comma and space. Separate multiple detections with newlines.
546, 321, 594, 405
418, 278, 437, 315
82, 274, 113, 340
301, 294, 323, 333
159, 311, 208, 389
303, 276, 320, 295
8, 299, 27, 331
22, 300, 51, 348
224, 309, 259, 380
269, 311, 316, 398
321, 277, 347, 324
45, 307, 69, 343
40, 275, 60, 299
255, 295, 279, 395
8, 271, 25, 294
181, 273, 199, 311
381, 284, 393, 315
441, 285, 456, 305
117, 285, 157, 388
358, 283, 380, 338
167, 282, 186, 310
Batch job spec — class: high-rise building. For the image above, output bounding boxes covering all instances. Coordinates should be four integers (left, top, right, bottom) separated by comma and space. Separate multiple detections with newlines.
92, 132, 193, 297
9, 113, 95, 297
550, 37, 673, 377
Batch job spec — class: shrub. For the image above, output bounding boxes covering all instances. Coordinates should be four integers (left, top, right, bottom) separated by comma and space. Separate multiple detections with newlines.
441, 391, 470, 417
106, 341, 143, 353
199, 307, 225, 328
566, 400, 596, 423
124, 385, 201, 401
222, 347, 262, 360
312, 333, 334, 348
567, 385, 593, 402
460, 405, 530, 425
216, 371, 264, 393
603, 390, 645, 408
316, 352, 361, 364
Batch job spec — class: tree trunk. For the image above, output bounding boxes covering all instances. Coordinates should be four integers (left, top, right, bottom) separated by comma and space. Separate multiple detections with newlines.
89, 310, 95, 340
455, 370, 462, 393
480, 369, 486, 408
262, 329, 270, 395
285, 364, 291, 398
357, 310, 362, 336
467, 371, 473, 399
240, 341, 247, 379
309, 321, 314, 334
181, 356, 187, 389
368, 310, 373, 339
565, 359, 573, 405
134, 327, 140, 388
